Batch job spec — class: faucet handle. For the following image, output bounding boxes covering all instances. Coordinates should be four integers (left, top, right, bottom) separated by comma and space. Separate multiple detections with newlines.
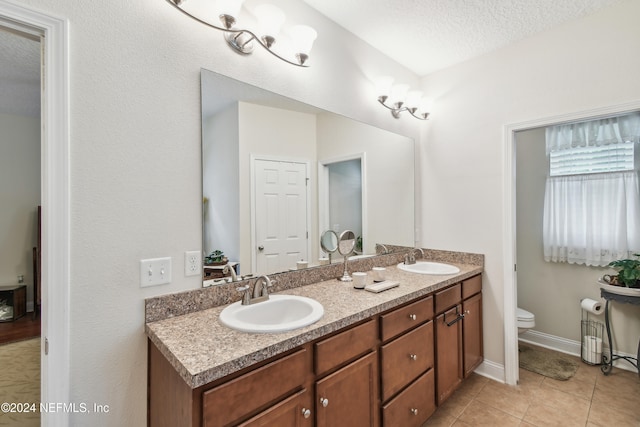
236, 285, 252, 305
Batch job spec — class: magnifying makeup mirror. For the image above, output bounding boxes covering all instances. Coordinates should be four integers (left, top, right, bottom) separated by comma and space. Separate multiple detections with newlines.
320, 230, 339, 263
337, 230, 356, 282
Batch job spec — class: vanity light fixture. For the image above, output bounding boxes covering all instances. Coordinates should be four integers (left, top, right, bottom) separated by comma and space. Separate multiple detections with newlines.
167, 0, 317, 67
375, 76, 430, 120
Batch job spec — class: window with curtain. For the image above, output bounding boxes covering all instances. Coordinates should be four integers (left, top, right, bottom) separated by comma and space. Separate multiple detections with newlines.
543, 112, 640, 267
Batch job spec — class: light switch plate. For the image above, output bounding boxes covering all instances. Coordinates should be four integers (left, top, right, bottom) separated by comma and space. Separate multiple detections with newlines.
140, 257, 172, 287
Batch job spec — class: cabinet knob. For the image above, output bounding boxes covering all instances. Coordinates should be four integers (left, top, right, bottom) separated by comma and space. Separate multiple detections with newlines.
465, 309, 470, 315
320, 397, 329, 407
302, 408, 311, 418
409, 354, 418, 361
408, 314, 417, 320
411, 408, 419, 416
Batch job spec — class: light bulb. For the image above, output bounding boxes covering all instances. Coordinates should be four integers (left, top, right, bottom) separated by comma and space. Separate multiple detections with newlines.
217, 0, 245, 18
289, 25, 317, 55
390, 84, 409, 105
374, 76, 394, 97
254, 4, 286, 39
405, 91, 423, 109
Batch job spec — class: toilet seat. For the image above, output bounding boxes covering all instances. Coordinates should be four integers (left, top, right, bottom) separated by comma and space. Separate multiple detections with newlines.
517, 307, 535, 328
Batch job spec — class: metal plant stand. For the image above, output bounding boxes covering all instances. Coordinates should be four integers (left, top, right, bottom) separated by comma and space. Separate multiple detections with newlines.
599, 288, 640, 376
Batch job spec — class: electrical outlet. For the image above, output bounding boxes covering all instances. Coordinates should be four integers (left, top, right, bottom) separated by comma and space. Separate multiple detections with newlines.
185, 251, 201, 276
140, 257, 172, 287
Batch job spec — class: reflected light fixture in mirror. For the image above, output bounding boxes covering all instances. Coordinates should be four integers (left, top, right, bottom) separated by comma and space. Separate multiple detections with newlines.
375, 76, 430, 120
167, 0, 317, 66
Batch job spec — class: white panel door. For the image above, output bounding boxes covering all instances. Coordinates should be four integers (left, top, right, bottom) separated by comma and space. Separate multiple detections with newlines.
255, 159, 308, 274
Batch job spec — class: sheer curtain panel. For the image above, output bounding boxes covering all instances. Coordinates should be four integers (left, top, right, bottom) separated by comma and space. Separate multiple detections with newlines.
543, 171, 640, 266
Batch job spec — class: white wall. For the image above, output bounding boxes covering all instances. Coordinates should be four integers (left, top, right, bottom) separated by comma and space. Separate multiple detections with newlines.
419, 0, 640, 368
0, 113, 40, 303
9, 0, 419, 424
516, 127, 640, 355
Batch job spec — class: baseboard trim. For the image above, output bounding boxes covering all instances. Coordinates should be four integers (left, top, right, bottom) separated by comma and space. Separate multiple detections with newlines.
473, 359, 505, 384
518, 329, 638, 373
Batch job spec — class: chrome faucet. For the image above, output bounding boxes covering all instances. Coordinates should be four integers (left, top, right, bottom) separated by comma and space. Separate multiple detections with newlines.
404, 248, 425, 265
376, 243, 390, 255
223, 263, 239, 282
237, 275, 274, 305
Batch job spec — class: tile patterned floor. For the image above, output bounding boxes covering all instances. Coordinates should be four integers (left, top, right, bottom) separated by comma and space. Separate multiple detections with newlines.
424, 346, 640, 426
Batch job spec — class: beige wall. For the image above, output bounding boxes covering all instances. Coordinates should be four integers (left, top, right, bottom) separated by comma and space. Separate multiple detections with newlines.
0, 113, 40, 304
516, 127, 640, 355
420, 0, 640, 367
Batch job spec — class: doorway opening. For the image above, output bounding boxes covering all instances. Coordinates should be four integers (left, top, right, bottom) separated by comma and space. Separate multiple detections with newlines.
503, 101, 640, 385
319, 154, 365, 256
0, 3, 70, 425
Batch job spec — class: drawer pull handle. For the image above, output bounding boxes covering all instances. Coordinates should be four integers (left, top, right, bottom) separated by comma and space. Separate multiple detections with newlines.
444, 306, 465, 326
409, 354, 417, 361
302, 408, 311, 418
408, 314, 417, 320
320, 397, 329, 408
411, 408, 419, 415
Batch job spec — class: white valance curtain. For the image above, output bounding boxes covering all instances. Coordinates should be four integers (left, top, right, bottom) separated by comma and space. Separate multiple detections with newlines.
543, 171, 640, 266
545, 112, 640, 154
543, 112, 640, 267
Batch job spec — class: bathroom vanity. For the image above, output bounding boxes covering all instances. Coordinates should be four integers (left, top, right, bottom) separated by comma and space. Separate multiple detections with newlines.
146, 252, 483, 426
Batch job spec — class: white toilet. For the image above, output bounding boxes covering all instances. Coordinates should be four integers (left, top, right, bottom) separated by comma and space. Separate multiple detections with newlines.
517, 307, 535, 334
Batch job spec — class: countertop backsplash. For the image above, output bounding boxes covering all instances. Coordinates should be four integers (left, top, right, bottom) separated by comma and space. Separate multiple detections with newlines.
145, 246, 484, 324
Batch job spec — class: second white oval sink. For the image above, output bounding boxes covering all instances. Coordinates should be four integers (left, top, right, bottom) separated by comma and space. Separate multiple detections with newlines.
398, 261, 460, 275
219, 295, 324, 333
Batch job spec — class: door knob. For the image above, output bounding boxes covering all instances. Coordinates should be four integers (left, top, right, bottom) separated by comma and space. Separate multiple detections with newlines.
258, 245, 264, 251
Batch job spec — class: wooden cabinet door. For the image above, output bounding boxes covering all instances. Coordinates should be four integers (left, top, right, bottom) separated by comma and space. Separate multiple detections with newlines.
463, 293, 483, 377
316, 351, 379, 427
435, 305, 462, 405
238, 389, 313, 427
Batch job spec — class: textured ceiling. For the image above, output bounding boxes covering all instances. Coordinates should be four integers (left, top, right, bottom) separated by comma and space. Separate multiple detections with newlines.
0, 28, 40, 118
303, 0, 623, 76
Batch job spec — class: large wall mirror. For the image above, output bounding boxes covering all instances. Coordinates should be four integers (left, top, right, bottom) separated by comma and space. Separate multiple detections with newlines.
201, 68, 415, 279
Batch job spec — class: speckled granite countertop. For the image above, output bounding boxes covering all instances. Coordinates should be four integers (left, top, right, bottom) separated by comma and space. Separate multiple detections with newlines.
146, 260, 483, 389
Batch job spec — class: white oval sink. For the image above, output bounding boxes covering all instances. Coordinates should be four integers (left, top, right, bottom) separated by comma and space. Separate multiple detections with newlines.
398, 261, 460, 275
219, 295, 324, 333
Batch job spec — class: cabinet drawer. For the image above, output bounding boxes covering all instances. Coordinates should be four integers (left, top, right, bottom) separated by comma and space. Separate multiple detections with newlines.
238, 388, 313, 427
380, 296, 433, 342
462, 275, 482, 300
381, 321, 433, 401
382, 369, 435, 427
203, 348, 311, 427
434, 284, 461, 314
315, 319, 377, 376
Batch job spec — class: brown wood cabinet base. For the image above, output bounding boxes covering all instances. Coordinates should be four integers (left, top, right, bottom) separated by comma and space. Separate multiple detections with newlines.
148, 274, 483, 426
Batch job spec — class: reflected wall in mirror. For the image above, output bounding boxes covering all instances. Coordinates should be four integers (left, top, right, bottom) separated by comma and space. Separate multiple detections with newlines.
202, 68, 415, 279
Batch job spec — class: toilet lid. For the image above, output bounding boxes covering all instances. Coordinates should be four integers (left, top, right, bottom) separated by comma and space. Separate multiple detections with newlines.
517, 308, 534, 321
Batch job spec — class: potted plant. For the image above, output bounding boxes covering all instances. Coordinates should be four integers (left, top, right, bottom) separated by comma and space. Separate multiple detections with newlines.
607, 253, 640, 288
204, 250, 227, 266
